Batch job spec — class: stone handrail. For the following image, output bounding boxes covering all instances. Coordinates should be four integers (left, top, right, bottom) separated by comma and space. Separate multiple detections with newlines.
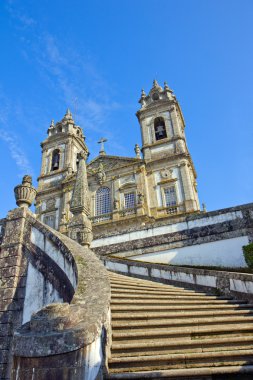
103, 256, 253, 302
0, 208, 111, 379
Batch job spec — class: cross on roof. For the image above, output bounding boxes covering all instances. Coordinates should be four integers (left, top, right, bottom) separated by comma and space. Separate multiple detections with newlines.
98, 137, 107, 156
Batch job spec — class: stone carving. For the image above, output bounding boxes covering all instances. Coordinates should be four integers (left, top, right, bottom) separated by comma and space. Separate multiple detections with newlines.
137, 192, 144, 205
160, 168, 173, 180
135, 144, 141, 159
114, 199, 119, 210
14, 175, 37, 208
92, 163, 106, 185
69, 151, 93, 246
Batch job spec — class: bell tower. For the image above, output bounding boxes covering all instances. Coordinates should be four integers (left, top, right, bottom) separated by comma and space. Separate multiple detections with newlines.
36, 109, 88, 229
39, 109, 88, 179
136, 80, 200, 214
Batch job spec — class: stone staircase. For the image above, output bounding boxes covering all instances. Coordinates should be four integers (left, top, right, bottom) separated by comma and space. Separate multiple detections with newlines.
107, 271, 253, 379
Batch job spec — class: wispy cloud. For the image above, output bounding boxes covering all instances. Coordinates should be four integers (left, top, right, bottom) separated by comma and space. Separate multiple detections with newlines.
0, 130, 33, 175
4, 3, 127, 156
6, 1, 36, 29
0, 89, 33, 176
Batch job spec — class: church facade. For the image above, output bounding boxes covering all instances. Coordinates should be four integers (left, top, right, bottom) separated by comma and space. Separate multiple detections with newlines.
35, 80, 200, 239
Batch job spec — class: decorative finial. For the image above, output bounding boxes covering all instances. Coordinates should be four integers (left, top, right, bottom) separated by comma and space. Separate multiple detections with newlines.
153, 79, 159, 88
50, 119, 54, 127
63, 108, 73, 121
134, 143, 141, 159
141, 89, 146, 98
14, 175, 37, 209
98, 137, 107, 156
164, 81, 173, 93
202, 203, 207, 213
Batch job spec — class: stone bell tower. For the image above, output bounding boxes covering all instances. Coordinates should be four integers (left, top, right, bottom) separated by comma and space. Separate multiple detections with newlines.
136, 80, 200, 214
36, 109, 88, 229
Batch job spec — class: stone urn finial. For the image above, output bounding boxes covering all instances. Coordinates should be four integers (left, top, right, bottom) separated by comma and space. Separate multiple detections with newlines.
14, 175, 37, 208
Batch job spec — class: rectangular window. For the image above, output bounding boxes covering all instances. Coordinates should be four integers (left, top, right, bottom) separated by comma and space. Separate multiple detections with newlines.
124, 192, 135, 209
43, 214, 56, 228
164, 187, 177, 207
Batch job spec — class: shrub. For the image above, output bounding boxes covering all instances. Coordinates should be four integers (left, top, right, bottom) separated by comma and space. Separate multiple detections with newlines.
243, 243, 253, 268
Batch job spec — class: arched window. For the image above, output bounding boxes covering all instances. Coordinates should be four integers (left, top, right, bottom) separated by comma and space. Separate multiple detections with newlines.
95, 187, 111, 216
154, 117, 167, 141
51, 149, 60, 171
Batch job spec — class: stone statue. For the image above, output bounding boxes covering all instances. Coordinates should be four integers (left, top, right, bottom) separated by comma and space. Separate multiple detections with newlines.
114, 199, 119, 210
134, 144, 141, 159
92, 163, 106, 185
138, 192, 144, 205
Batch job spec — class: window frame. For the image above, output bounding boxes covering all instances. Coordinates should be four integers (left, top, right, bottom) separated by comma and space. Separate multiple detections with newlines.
162, 185, 178, 208
123, 191, 136, 210
95, 186, 112, 217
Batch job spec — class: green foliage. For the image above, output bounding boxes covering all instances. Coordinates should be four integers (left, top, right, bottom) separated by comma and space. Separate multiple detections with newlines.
243, 243, 253, 268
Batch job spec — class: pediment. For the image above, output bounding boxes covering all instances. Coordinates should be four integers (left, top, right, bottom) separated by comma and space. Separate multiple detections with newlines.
87, 155, 143, 173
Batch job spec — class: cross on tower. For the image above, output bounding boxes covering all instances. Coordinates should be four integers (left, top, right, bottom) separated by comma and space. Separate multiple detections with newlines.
98, 137, 107, 156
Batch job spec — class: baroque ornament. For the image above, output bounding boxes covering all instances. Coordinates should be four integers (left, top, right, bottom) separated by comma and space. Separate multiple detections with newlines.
14, 175, 37, 208
92, 163, 106, 185
160, 168, 173, 180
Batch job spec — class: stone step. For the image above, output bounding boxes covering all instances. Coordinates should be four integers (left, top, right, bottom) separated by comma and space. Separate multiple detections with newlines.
111, 303, 250, 311
111, 335, 253, 357
112, 309, 253, 320
110, 293, 229, 299
109, 349, 253, 372
110, 282, 201, 293
112, 315, 253, 329
111, 298, 242, 305
108, 272, 253, 378
107, 364, 253, 379
111, 291, 230, 302
112, 323, 253, 341
111, 288, 208, 296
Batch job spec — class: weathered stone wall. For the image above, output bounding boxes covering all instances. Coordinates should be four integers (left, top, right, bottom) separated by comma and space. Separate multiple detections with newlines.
103, 256, 253, 302
0, 208, 111, 380
93, 203, 253, 268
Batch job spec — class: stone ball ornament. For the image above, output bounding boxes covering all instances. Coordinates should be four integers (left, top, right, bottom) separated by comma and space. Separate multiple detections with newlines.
14, 175, 37, 208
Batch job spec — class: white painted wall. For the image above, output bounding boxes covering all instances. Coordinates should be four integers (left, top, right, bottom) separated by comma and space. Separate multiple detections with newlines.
91, 210, 244, 248
84, 335, 103, 380
131, 236, 249, 268
22, 263, 63, 324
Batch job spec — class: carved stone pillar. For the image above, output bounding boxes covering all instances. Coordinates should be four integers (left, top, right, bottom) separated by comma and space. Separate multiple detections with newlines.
68, 151, 93, 247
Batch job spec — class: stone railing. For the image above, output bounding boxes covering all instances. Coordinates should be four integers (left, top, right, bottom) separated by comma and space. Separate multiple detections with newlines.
103, 256, 253, 302
0, 207, 111, 380
90, 212, 113, 224
119, 206, 137, 217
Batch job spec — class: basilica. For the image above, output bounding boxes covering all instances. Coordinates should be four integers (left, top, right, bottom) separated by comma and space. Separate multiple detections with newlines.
35, 80, 200, 239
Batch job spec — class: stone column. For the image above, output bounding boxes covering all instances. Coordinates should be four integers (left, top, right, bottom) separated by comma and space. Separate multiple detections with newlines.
0, 207, 31, 379
180, 162, 196, 212
170, 106, 182, 137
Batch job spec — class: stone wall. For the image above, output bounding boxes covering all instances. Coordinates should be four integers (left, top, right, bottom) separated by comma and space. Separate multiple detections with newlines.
0, 208, 111, 380
103, 256, 253, 302
93, 203, 253, 268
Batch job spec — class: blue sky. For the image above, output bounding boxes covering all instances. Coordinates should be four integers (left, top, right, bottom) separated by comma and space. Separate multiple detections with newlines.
0, 0, 253, 216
